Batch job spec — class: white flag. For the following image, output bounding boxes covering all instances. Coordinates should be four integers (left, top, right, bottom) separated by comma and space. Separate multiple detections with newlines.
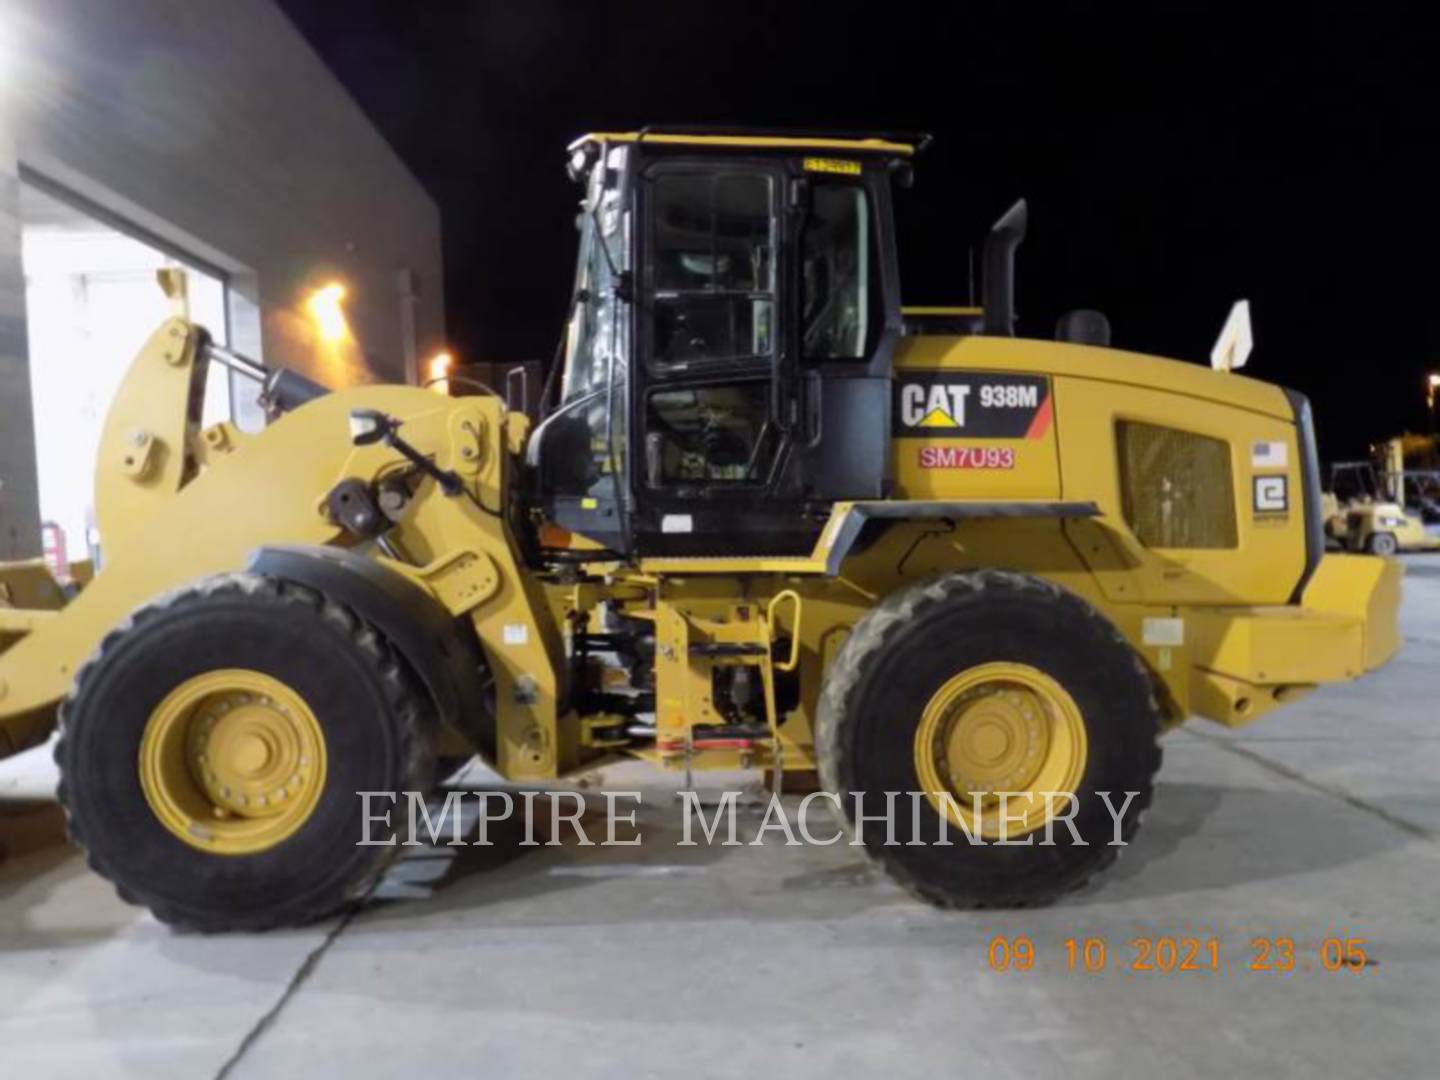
1211, 300, 1253, 371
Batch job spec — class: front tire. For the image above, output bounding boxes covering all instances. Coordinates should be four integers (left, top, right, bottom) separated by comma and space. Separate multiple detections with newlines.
55, 573, 435, 931
817, 570, 1163, 908
1368, 531, 1399, 556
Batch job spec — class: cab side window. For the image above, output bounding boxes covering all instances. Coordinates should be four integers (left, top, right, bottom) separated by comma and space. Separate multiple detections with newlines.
801, 182, 881, 361
648, 171, 775, 371
644, 384, 779, 488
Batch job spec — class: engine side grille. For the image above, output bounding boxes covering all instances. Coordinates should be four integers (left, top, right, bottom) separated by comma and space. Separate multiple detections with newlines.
1116, 421, 1238, 549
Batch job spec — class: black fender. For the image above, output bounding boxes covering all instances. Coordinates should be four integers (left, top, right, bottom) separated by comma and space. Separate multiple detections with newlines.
248, 545, 495, 758
824, 500, 1102, 575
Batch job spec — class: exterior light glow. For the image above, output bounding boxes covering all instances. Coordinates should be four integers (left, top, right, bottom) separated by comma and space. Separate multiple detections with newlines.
306, 282, 348, 343
427, 350, 453, 393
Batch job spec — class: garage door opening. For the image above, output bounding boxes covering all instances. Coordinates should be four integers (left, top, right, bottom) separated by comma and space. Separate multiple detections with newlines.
19, 176, 261, 566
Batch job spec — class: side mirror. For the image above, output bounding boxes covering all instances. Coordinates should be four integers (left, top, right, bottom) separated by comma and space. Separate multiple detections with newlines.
349, 408, 392, 446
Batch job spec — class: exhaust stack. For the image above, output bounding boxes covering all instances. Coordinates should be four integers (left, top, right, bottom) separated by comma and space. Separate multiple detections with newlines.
981, 199, 1028, 336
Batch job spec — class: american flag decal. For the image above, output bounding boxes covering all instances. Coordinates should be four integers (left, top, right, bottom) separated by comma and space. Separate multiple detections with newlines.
1250, 440, 1288, 468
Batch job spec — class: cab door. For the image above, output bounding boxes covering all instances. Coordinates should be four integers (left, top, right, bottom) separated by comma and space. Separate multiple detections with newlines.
632, 159, 803, 553
631, 155, 897, 556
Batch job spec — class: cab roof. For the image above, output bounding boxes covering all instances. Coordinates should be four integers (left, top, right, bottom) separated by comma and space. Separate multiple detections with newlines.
569, 128, 927, 157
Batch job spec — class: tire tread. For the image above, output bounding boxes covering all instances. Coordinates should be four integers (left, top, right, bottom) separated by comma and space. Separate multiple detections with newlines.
54, 572, 432, 932
815, 569, 1163, 909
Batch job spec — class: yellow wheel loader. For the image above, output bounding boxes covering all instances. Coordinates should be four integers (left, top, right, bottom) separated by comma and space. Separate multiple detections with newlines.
0, 130, 1402, 929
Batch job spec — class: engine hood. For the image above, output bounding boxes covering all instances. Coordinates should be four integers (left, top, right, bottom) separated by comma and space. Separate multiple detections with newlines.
895, 334, 1295, 422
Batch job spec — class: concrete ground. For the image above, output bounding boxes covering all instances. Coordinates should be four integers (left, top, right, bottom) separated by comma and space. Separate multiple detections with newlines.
3, 557, 1439, 1078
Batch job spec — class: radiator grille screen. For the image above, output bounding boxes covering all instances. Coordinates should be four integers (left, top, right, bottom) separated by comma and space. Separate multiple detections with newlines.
1116, 421, 1238, 548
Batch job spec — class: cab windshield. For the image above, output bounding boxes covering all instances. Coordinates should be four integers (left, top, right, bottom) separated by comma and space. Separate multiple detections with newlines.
561, 149, 629, 404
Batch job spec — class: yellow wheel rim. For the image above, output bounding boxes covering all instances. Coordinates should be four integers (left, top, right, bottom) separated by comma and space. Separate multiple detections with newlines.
914, 661, 1087, 841
139, 669, 327, 855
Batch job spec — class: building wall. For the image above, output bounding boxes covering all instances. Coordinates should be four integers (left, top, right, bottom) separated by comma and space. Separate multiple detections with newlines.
0, 0, 444, 556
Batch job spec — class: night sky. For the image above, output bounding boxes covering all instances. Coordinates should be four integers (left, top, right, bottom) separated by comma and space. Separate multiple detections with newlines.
278, 0, 1437, 460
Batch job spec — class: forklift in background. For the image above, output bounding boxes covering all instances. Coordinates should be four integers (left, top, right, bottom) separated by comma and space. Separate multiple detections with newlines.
1336, 434, 1440, 555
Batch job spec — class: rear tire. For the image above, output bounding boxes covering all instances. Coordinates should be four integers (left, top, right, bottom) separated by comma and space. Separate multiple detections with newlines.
55, 573, 436, 931
1368, 531, 1399, 556
816, 570, 1163, 908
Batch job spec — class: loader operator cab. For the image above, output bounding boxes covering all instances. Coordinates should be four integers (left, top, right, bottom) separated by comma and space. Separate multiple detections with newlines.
527, 130, 912, 556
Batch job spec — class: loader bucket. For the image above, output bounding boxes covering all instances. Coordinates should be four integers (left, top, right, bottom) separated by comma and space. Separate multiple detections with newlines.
0, 317, 500, 766
0, 559, 67, 612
